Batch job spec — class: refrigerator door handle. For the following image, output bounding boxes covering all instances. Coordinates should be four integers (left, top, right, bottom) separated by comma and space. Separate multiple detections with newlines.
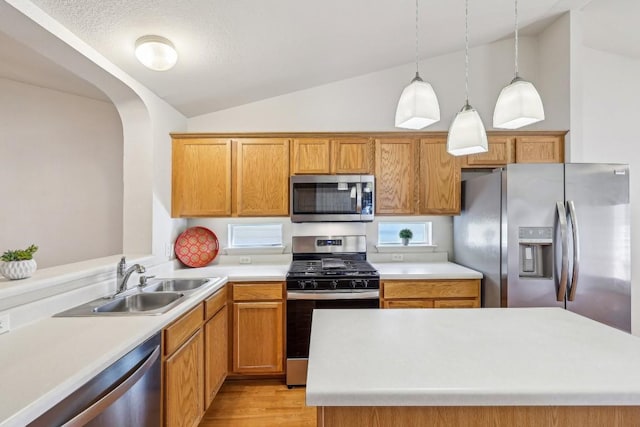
567, 200, 580, 301
556, 201, 569, 301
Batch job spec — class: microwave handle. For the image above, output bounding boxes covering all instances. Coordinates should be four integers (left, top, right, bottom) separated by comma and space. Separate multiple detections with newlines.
356, 183, 362, 213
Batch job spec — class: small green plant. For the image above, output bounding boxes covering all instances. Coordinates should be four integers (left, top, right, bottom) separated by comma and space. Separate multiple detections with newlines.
1, 244, 38, 262
398, 229, 413, 239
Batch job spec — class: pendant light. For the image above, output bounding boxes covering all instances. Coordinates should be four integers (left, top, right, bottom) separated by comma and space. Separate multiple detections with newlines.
395, 0, 440, 130
493, 0, 544, 129
447, 0, 488, 156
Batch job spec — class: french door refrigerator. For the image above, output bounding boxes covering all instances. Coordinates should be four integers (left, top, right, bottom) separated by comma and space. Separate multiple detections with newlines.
454, 163, 630, 332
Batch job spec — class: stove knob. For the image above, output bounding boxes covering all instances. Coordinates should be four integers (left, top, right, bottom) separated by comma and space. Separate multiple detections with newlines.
298, 280, 306, 290
362, 279, 369, 288
312, 280, 319, 289
330, 280, 338, 290
350, 280, 357, 289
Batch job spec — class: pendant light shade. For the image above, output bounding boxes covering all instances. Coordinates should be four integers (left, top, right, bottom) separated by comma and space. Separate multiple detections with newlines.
395, 0, 440, 130
493, 0, 544, 129
447, 103, 488, 156
447, 0, 488, 156
395, 73, 440, 129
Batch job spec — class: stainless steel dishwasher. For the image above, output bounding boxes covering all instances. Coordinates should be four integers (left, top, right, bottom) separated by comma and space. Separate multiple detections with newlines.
28, 333, 161, 427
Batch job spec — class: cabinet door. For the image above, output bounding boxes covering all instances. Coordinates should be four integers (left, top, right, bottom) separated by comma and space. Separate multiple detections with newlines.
172, 138, 232, 217
204, 305, 228, 408
515, 135, 564, 163
233, 301, 284, 374
235, 138, 290, 216
375, 139, 418, 215
165, 330, 204, 427
291, 139, 331, 174
464, 136, 515, 168
382, 299, 435, 309
419, 138, 461, 215
330, 139, 374, 174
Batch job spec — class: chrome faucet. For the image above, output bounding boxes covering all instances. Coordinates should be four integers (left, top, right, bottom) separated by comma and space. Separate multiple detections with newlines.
115, 256, 146, 296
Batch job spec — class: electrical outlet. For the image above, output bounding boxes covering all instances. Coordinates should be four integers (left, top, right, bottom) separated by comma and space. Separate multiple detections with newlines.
391, 254, 404, 262
0, 313, 10, 335
239, 256, 251, 264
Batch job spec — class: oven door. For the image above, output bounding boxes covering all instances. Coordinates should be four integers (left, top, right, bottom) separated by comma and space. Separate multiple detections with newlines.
286, 290, 379, 386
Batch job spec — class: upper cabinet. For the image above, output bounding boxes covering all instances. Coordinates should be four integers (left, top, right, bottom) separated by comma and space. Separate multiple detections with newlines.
290, 138, 374, 175
514, 135, 564, 163
419, 138, 461, 215
235, 138, 290, 216
374, 139, 418, 215
172, 138, 232, 217
463, 136, 516, 168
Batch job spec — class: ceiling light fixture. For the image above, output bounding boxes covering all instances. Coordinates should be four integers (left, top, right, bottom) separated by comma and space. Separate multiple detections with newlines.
447, 0, 488, 156
395, 0, 440, 130
135, 35, 178, 71
493, 0, 544, 129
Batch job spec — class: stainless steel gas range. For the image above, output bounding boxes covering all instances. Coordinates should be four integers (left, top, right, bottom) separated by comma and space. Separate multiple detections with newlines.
286, 235, 379, 387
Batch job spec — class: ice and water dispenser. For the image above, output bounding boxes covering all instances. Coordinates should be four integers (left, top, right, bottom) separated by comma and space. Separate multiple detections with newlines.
518, 227, 553, 278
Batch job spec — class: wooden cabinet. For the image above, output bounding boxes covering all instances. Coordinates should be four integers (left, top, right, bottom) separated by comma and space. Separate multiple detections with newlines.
231, 282, 284, 375
235, 138, 290, 216
204, 287, 228, 408
172, 138, 232, 217
290, 138, 374, 175
163, 305, 205, 427
515, 135, 564, 163
380, 279, 481, 309
374, 139, 418, 215
419, 138, 461, 215
463, 136, 515, 168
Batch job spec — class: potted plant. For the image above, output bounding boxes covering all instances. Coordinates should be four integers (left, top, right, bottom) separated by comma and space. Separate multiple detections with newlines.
0, 244, 38, 280
398, 229, 413, 246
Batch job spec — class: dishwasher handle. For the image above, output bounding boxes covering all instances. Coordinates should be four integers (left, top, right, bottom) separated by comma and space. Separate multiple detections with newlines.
62, 345, 160, 427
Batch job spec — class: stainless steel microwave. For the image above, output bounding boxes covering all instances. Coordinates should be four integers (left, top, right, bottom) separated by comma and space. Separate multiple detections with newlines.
290, 175, 374, 222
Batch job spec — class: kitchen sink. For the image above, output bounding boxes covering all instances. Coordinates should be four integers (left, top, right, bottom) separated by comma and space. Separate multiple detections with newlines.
93, 292, 184, 313
141, 278, 211, 293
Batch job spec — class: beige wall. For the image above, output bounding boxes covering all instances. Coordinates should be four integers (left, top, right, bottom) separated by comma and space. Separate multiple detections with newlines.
0, 78, 123, 268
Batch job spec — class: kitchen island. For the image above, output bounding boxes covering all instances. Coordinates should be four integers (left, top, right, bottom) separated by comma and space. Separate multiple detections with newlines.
306, 308, 640, 427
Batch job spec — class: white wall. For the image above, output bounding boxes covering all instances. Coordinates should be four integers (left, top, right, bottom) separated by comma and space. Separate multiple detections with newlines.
0, 78, 123, 268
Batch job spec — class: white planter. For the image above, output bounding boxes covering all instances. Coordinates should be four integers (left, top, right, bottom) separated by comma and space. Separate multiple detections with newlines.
0, 259, 37, 280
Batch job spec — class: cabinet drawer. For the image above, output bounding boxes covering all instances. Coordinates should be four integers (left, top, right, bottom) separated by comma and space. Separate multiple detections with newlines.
164, 304, 204, 356
434, 299, 480, 308
232, 283, 283, 301
382, 299, 435, 309
383, 280, 480, 299
205, 286, 227, 320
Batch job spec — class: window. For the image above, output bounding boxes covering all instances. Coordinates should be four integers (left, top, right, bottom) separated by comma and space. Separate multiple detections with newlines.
378, 222, 432, 245
228, 224, 283, 247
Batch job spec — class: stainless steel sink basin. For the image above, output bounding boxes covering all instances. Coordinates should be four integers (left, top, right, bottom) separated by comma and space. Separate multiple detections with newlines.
93, 292, 184, 313
141, 278, 211, 293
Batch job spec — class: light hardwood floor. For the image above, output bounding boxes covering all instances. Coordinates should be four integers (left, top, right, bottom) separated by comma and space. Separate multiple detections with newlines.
199, 380, 316, 427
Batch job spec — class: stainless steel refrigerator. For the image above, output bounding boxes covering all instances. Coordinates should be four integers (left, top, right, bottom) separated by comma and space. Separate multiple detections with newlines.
454, 163, 630, 332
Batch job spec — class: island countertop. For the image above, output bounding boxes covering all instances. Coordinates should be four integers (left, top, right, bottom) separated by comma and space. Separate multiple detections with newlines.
306, 307, 640, 407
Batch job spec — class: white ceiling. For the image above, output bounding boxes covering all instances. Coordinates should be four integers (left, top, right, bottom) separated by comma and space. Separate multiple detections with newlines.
1, 0, 636, 117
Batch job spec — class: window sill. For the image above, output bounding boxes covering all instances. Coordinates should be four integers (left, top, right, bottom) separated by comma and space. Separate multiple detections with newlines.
224, 246, 287, 255
375, 244, 438, 253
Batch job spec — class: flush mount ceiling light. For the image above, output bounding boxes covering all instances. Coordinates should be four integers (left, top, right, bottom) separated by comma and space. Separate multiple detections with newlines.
135, 35, 178, 71
395, 0, 440, 130
447, 0, 488, 156
493, 0, 544, 129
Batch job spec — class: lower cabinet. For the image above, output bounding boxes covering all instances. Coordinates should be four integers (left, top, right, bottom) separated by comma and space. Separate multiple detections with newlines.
380, 280, 481, 309
231, 282, 285, 375
204, 288, 228, 408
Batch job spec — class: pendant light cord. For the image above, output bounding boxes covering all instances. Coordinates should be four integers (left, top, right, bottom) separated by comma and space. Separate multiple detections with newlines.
415, 0, 420, 77
514, 0, 519, 77
464, 0, 469, 105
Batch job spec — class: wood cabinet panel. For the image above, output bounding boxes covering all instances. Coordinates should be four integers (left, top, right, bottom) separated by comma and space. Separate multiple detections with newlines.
172, 138, 232, 217
232, 283, 283, 301
164, 304, 204, 357
164, 330, 204, 427
434, 299, 480, 308
291, 139, 331, 174
515, 136, 564, 163
233, 301, 284, 374
381, 299, 435, 309
205, 287, 227, 320
330, 139, 374, 174
383, 280, 480, 299
374, 139, 418, 215
205, 305, 228, 408
419, 138, 461, 215
235, 138, 290, 216
464, 136, 515, 167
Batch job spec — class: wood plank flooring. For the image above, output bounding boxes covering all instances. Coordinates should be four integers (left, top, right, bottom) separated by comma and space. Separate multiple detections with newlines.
199, 380, 317, 427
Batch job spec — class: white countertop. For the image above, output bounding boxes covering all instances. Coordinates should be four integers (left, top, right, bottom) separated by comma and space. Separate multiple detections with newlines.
372, 262, 482, 280
306, 308, 640, 407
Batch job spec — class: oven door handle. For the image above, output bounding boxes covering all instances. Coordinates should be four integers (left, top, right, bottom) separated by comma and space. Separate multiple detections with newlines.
287, 290, 380, 300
